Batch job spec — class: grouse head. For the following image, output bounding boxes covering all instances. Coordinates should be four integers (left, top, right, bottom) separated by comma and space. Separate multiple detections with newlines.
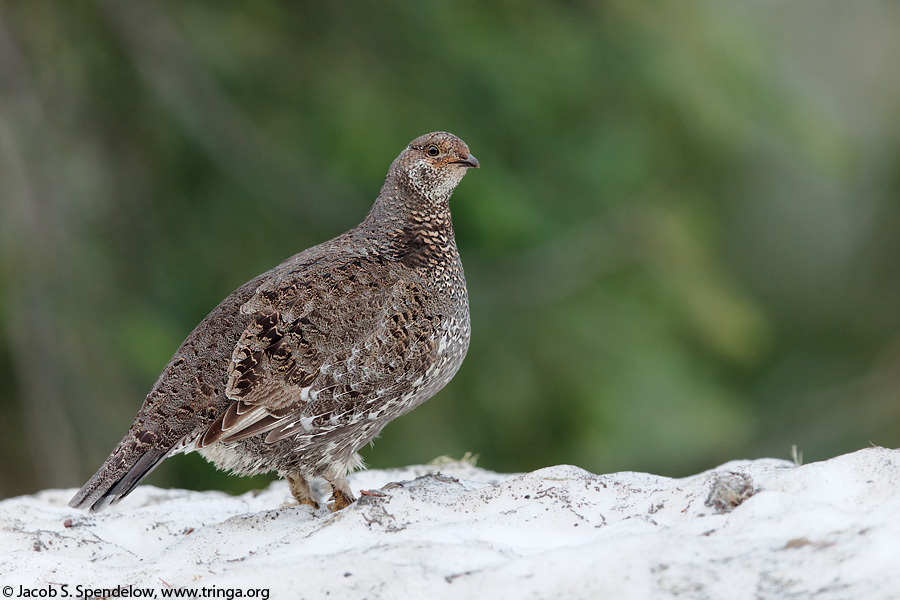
393, 132, 480, 205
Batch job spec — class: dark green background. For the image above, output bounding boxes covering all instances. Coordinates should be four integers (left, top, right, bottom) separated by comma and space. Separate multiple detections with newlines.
2, 0, 899, 499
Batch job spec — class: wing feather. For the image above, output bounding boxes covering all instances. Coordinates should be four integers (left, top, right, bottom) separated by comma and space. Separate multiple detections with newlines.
198, 254, 398, 448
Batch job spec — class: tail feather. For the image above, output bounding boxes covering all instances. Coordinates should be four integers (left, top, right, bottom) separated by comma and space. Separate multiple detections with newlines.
69, 444, 171, 513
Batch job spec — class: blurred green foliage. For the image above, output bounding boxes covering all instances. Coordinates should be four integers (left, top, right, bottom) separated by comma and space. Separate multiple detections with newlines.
2, 0, 900, 498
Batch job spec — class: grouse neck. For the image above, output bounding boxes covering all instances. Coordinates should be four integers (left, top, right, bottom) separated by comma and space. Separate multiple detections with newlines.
361, 179, 456, 240
357, 182, 458, 268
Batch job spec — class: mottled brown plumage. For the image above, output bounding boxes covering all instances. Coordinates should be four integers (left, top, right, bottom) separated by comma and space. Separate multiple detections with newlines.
70, 132, 478, 513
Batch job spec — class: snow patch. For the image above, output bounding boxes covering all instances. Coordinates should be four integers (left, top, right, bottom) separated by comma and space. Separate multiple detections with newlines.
1, 448, 899, 599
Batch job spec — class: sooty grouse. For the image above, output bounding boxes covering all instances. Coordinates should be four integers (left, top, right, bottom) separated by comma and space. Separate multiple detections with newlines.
70, 131, 478, 513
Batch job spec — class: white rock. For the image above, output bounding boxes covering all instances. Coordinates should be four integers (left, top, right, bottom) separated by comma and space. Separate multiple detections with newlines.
1, 447, 899, 599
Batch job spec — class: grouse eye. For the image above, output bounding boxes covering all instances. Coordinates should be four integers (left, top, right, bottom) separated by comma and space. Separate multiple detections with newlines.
426, 145, 440, 157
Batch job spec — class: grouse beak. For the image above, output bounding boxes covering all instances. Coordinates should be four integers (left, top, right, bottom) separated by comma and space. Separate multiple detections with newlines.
456, 154, 480, 169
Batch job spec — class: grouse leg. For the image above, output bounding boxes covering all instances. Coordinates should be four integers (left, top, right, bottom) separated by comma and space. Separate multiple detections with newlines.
327, 476, 356, 512
286, 472, 320, 509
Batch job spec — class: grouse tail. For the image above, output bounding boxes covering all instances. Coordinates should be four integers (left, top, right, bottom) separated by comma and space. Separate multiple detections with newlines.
69, 434, 171, 513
